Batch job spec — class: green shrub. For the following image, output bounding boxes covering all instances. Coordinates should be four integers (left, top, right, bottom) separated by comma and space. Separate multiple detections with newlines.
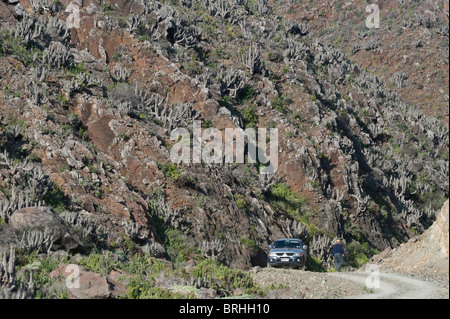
190, 259, 262, 295
0, 30, 41, 66
268, 183, 307, 217
237, 84, 257, 104
161, 162, 183, 181
240, 237, 256, 250
163, 228, 196, 264
272, 94, 292, 113
43, 181, 67, 213
241, 107, 258, 129
345, 241, 378, 269
307, 255, 327, 272
125, 284, 194, 299
234, 193, 247, 211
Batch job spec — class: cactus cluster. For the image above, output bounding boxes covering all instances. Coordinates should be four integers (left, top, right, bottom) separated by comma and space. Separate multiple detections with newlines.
0, 247, 34, 299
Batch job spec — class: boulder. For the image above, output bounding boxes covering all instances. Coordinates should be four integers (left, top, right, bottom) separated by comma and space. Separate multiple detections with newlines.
50, 263, 127, 299
0, 1, 15, 23
195, 288, 218, 299
70, 271, 112, 299
9, 207, 82, 251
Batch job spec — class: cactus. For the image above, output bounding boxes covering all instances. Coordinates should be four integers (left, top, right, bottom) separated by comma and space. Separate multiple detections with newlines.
283, 38, 309, 61
391, 72, 407, 88
241, 43, 263, 75
0, 246, 16, 294
285, 218, 308, 240
127, 14, 142, 32
60, 211, 107, 242
363, 40, 380, 51
0, 150, 33, 176
32, 66, 48, 82
30, 0, 56, 14
200, 240, 224, 260
121, 217, 148, 241
414, 13, 432, 28
0, 246, 34, 299
140, 92, 199, 131
172, 21, 201, 48
5, 125, 23, 141
434, 23, 449, 37
42, 41, 73, 69
402, 19, 413, 29
112, 63, 131, 83
352, 43, 362, 55
212, 0, 233, 19
0, 187, 39, 222
310, 234, 330, 261
76, 72, 102, 88
247, 0, 270, 15
148, 190, 182, 229
46, 17, 71, 44
19, 228, 54, 255
13, 16, 43, 43
284, 20, 309, 37
219, 67, 246, 98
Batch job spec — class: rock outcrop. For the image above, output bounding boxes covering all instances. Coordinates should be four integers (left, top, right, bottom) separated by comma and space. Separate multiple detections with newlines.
378, 200, 449, 279
49, 263, 127, 299
9, 207, 82, 251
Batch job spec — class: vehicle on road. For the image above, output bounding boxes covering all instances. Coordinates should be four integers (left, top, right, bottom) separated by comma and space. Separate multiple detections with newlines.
267, 238, 308, 269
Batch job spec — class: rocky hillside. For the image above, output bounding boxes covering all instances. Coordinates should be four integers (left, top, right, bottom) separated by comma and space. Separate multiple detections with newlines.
270, 0, 449, 121
0, 0, 448, 298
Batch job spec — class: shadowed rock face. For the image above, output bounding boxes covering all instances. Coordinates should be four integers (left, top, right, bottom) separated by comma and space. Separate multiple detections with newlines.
9, 207, 82, 250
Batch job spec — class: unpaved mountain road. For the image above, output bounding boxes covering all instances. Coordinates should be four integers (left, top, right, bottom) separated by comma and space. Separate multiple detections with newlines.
329, 271, 449, 299
252, 268, 449, 299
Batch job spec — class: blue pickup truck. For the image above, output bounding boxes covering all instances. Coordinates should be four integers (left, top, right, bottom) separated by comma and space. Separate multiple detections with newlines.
267, 238, 308, 270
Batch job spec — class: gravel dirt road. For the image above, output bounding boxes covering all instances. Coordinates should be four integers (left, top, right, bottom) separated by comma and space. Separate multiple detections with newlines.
329, 271, 449, 299
251, 267, 449, 299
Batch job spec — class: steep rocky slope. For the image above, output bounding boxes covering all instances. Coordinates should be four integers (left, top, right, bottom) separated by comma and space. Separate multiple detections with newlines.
271, 0, 449, 122
377, 199, 449, 281
0, 0, 448, 298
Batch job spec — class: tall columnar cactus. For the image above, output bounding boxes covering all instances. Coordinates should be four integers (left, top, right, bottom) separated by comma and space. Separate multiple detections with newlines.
172, 20, 201, 48
42, 41, 73, 69
13, 16, 43, 43
112, 63, 131, 83
141, 93, 199, 131
284, 20, 309, 37
30, 0, 56, 14
391, 72, 407, 88
283, 38, 309, 62
201, 239, 225, 260
241, 43, 263, 75
32, 66, 48, 82
0, 247, 34, 299
0, 187, 38, 222
219, 67, 246, 98
19, 228, 54, 255
0, 150, 33, 176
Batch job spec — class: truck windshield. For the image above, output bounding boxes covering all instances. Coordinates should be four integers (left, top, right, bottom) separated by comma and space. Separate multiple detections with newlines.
273, 240, 302, 249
